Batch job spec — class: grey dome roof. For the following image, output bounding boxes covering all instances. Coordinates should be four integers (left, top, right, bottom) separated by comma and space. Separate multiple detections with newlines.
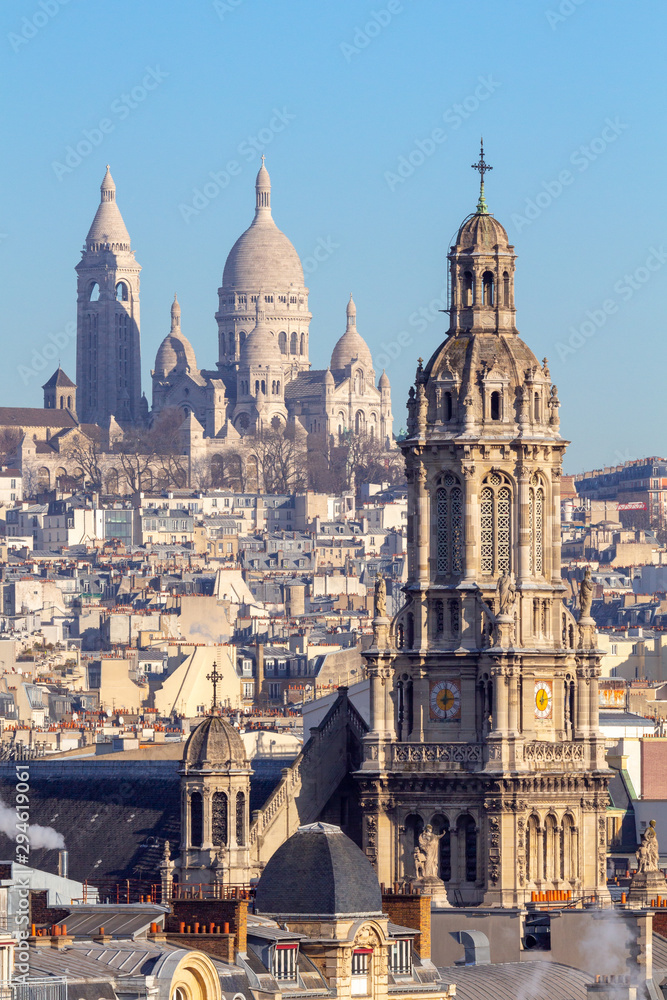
331, 295, 373, 371
222, 163, 304, 289
254, 822, 383, 918
86, 166, 131, 249
183, 715, 247, 769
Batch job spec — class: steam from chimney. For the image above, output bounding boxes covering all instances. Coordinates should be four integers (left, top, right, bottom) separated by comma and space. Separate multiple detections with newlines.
0, 799, 65, 850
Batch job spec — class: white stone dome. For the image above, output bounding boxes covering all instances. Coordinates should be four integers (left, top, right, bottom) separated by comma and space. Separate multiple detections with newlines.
86, 166, 131, 249
240, 300, 284, 366
222, 162, 304, 289
154, 295, 198, 376
330, 295, 373, 370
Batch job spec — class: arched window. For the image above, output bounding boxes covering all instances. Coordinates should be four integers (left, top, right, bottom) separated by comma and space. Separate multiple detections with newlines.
89, 282, 100, 301
534, 392, 541, 422
355, 410, 366, 434
356, 371, 365, 395
290, 331, 298, 354
503, 271, 510, 305
236, 791, 246, 846
239, 331, 246, 348
562, 813, 577, 881
279, 331, 287, 355
67, 395, 72, 409
490, 391, 501, 421
212, 791, 228, 846
529, 474, 545, 576
255, 380, 260, 394
482, 270, 494, 305
261, 380, 266, 394
544, 814, 557, 882
300, 333, 305, 355
59, 397, 64, 409
115, 282, 129, 301
190, 792, 203, 848
444, 391, 453, 421
527, 815, 540, 882
406, 613, 414, 648
480, 473, 512, 576
276, 381, 280, 394
457, 815, 477, 882
228, 331, 236, 356
436, 473, 463, 577
463, 271, 474, 306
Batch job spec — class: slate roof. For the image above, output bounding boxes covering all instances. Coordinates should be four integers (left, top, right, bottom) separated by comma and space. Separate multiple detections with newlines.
42, 367, 76, 389
284, 370, 345, 401
255, 821, 382, 918
0, 407, 77, 428
436, 961, 590, 1000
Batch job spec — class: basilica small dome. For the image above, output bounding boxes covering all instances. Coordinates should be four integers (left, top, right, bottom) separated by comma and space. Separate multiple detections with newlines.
330, 295, 373, 371
183, 714, 247, 770
379, 369, 390, 389
154, 295, 198, 377
239, 300, 284, 367
254, 822, 383, 918
222, 162, 304, 289
86, 166, 132, 249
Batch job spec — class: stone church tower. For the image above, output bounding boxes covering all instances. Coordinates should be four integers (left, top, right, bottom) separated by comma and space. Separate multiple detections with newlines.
170, 715, 253, 890
75, 166, 143, 425
357, 154, 610, 907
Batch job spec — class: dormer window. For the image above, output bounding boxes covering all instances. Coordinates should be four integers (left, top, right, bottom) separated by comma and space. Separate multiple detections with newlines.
351, 949, 372, 995
389, 939, 412, 975
490, 390, 501, 421
273, 944, 298, 981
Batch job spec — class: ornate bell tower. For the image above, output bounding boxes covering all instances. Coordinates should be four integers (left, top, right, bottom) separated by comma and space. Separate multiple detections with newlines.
357, 144, 610, 907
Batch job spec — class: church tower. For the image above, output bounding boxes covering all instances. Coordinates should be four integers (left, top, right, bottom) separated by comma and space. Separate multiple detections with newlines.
75, 166, 142, 425
357, 145, 610, 907
173, 714, 253, 889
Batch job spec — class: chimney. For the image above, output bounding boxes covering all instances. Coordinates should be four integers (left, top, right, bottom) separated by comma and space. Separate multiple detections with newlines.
58, 850, 68, 879
586, 976, 637, 1000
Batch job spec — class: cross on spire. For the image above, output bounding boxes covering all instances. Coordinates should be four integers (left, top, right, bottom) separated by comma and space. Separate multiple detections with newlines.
471, 137, 492, 214
207, 663, 222, 713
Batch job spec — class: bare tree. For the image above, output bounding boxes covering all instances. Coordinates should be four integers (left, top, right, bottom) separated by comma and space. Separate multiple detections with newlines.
251, 425, 307, 493
0, 429, 21, 467
64, 429, 106, 490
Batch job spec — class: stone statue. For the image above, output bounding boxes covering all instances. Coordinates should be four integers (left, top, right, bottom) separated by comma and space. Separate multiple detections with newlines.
636, 820, 660, 873
414, 824, 446, 879
374, 576, 386, 618
497, 570, 516, 616
580, 566, 593, 618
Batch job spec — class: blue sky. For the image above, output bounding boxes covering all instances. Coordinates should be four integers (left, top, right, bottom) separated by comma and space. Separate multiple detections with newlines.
2, 0, 665, 471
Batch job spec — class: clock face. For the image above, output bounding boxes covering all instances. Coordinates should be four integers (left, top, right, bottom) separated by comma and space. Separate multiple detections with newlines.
534, 680, 553, 719
430, 680, 461, 720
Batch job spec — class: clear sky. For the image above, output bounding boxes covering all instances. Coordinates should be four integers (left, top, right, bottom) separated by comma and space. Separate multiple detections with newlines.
2, 0, 665, 472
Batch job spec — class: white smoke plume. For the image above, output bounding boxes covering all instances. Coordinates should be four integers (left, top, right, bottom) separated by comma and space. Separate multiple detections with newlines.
0, 799, 65, 850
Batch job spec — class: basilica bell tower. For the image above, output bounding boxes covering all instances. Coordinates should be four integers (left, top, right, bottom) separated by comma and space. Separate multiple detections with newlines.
75, 166, 142, 425
357, 145, 610, 907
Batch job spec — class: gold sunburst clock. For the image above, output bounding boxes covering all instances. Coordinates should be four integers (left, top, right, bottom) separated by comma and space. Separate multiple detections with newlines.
534, 679, 553, 719
430, 679, 461, 720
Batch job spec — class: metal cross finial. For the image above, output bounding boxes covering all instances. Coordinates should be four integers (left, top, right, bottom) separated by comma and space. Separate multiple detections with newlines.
261, 153, 265, 165
207, 663, 222, 712
471, 137, 492, 214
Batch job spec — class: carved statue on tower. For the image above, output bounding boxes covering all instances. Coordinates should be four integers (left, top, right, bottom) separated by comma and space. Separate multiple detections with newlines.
414, 824, 446, 879
580, 566, 593, 619
636, 820, 660, 873
497, 570, 516, 616
374, 576, 387, 618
